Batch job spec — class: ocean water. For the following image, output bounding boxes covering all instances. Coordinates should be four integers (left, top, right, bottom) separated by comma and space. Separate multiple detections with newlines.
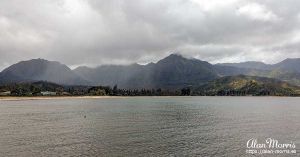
0, 97, 299, 156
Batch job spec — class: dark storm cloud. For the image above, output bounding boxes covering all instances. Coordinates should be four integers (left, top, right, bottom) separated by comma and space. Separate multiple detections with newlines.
1, 0, 300, 70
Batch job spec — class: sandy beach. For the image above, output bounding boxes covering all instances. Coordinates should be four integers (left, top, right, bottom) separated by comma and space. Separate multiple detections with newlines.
0, 96, 128, 101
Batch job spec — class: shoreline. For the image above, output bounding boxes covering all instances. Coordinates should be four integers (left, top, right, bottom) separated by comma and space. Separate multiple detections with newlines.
0, 96, 129, 101
0, 95, 299, 101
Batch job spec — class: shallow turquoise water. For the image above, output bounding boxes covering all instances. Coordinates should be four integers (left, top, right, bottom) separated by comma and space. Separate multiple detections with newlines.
0, 97, 299, 156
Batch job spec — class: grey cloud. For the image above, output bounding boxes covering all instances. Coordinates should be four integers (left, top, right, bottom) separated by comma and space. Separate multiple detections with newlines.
0, 0, 300, 70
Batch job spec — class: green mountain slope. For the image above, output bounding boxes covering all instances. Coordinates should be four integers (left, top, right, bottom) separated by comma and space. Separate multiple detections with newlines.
193, 75, 300, 96
247, 69, 300, 86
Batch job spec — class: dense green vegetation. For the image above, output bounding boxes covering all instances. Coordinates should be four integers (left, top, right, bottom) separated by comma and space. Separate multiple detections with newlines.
247, 69, 300, 86
1, 75, 300, 97
193, 75, 300, 96
0, 82, 182, 96
0, 81, 64, 96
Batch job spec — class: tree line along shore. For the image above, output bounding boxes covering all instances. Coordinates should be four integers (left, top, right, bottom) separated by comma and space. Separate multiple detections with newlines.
1, 75, 300, 97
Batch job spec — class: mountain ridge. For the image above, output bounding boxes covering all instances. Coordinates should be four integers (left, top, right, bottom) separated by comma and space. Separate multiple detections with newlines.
73, 54, 219, 89
1, 54, 300, 89
0, 58, 89, 85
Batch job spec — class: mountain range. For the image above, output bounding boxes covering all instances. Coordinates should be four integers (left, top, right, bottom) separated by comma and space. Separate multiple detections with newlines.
1, 54, 300, 90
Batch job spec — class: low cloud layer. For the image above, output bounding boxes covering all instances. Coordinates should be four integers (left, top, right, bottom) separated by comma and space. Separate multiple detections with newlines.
1, 0, 300, 70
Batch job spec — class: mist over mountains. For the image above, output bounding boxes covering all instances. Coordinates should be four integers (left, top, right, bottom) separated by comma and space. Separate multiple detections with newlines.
1, 54, 300, 89
73, 54, 219, 89
0, 59, 88, 85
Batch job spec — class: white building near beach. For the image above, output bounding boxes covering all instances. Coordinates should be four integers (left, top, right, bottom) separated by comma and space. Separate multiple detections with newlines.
41, 91, 56, 96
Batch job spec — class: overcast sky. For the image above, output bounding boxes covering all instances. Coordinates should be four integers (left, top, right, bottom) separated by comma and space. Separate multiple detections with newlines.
1, 0, 300, 70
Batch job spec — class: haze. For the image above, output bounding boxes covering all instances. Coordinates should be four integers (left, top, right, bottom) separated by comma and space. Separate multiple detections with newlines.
1, 0, 300, 70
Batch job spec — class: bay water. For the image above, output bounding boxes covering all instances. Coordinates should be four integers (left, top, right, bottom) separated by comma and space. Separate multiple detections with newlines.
0, 97, 299, 156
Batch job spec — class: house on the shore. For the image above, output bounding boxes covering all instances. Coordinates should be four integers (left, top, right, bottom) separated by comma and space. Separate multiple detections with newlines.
0, 91, 11, 96
41, 91, 56, 96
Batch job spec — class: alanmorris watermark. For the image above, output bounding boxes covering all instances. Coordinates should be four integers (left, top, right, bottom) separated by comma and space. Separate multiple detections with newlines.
246, 138, 297, 155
